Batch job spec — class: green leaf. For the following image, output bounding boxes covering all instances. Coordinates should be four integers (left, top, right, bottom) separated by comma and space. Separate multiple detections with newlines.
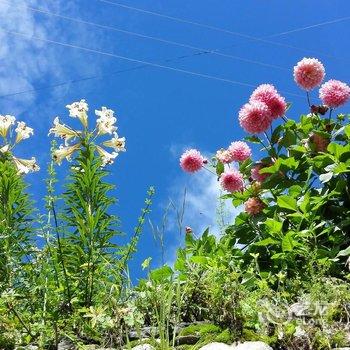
264, 218, 283, 233
337, 246, 350, 257
254, 238, 279, 247
150, 265, 173, 282
244, 135, 261, 144
141, 257, 152, 270
190, 255, 209, 265
216, 162, 224, 176
282, 232, 295, 252
277, 195, 297, 211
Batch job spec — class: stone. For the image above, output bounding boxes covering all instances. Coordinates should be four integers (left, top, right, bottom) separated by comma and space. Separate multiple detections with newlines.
175, 334, 200, 345
58, 339, 75, 350
131, 345, 155, 350
232, 342, 272, 350
198, 343, 231, 350
288, 302, 311, 318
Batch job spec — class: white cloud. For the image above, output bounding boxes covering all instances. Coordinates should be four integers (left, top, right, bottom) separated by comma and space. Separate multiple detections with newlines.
159, 164, 242, 266
0, 0, 101, 117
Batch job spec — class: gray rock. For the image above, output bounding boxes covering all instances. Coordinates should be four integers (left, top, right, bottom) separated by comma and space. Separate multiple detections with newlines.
58, 339, 75, 350
175, 334, 200, 345
131, 345, 155, 350
198, 343, 231, 350
233, 342, 272, 350
288, 302, 311, 318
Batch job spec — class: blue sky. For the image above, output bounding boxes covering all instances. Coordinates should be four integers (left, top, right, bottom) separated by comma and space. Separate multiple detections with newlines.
1, 0, 350, 281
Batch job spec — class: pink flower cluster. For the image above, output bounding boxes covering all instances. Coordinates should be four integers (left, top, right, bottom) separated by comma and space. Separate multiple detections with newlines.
293, 58, 325, 91
216, 141, 252, 164
219, 169, 244, 192
293, 58, 350, 109
319, 79, 350, 108
239, 84, 287, 134
251, 164, 270, 182
244, 197, 264, 216
180, 149, 205, 173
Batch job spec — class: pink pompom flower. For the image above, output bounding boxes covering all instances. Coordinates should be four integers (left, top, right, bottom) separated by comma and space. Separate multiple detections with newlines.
219, 169, 244, 192
245, 197, 265, 215
250, 84, 287, 119
229, 141, 252, 162
180, 149, 205, 173
216, 148, 235, 164
293, 58, 325, 91
251, 164, 270, 182
319, 80, 350, 108
238, 101, 272, 134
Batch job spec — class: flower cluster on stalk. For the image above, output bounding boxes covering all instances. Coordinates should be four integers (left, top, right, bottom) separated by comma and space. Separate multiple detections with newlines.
49, 99, 126, 166
179, 57, 350, 217
0, 114, 39, 174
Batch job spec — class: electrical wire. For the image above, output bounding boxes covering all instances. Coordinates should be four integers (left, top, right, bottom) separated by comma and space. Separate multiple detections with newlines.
0, 28, 303, 98
1, 0, 287, 71
99, 0, 345, 58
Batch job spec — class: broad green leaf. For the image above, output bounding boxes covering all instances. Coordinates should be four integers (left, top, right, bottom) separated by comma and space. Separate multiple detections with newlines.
277, 195, 297, 211
282, 232, 295, 252
150, 265, 173, 282
264, 218, 283, 233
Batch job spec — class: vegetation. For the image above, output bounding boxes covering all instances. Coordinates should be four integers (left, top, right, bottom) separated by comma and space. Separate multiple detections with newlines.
0, 58, 350, 350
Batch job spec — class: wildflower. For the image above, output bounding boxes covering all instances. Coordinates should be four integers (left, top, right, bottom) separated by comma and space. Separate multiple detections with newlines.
96, 107, 117, 135
96, 145, 118, 166
15, 122, 34, 143
66, 99, 89, 127
238, 101, 271, 134
309, 133, 329, 152
53, 143, 81, 165
319, 80, 350, 108
250, 181, 262, 194
0, 115, 16, 138
0, 144, 9, 153
250, 84, 287, 119
310, 104, 329, 115
251, 164, 270, 182
219, 169, 244, 192
103, 133, 126, 152
180, 149, 205, 173
185, 226, 192, 234
293, 58, 325, 91
244, 197, 264, 215
229, 141, 251, 162
48, 117, 80, 145
12, 156, 40, 174
216, 148, 234, 164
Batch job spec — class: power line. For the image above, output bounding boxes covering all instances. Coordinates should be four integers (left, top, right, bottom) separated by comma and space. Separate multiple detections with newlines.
0, 28, 303, 98
1, 0, 287, 71
99, 0, 341, 58
268, 16, 350, 38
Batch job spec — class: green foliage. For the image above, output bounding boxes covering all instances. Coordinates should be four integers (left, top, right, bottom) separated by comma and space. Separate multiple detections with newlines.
0, 160, 34, 290
225, 113, 350, 280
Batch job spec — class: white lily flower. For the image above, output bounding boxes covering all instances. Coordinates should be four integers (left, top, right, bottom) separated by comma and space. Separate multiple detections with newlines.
53, 143, 81, 165
15, 121, 34, 143
103, 133, 126, 153
0, 115, 16, 138
0, 144, 9, 153
48, 117, 80, 145
95, 106, 115, 120
95, 107, 117, 135
96, 145, 118, 166
12, 156, 40, 174
66, 99, 88, 127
